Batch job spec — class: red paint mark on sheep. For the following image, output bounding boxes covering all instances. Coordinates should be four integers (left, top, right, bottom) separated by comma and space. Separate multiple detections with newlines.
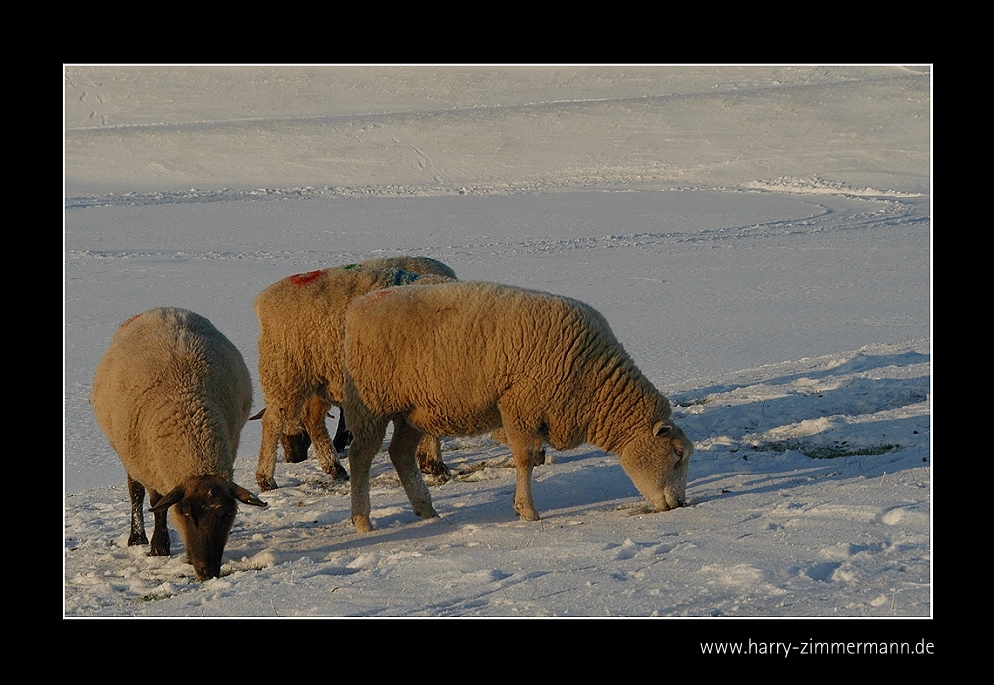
289, 270, 323, 286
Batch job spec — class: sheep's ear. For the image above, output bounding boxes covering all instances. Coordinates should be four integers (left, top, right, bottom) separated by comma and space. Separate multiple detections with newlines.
652, 421, 672, 438
249, 408, 266, 421
231, 483, 268, 508
149, 485, 186, 513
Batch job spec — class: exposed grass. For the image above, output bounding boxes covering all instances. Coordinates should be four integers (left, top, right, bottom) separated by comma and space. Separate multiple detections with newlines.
752, 439, 902, 459
453, 458, 516, 482
303, 477, 349, 493
622, 503, 656, 516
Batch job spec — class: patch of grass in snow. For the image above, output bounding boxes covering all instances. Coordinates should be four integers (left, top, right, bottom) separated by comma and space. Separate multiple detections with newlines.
752, 439, 902, 459
622, 502, 656, 516
453, 458, 515, 481
302, 478, 349, 492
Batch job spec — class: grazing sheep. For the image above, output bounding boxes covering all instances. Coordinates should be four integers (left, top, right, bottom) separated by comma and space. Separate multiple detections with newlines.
253, 259, 456, 492
259, 256, 458, 462
90, 307, 267, 581
343, 281, 693, 533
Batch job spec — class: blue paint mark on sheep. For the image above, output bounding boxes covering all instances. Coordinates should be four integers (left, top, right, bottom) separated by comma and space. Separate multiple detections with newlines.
393, 270, 426, 286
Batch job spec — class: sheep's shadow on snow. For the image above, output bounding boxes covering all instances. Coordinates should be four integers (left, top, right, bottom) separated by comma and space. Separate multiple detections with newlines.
224, 447, 662, 563
434, 453, 645, 521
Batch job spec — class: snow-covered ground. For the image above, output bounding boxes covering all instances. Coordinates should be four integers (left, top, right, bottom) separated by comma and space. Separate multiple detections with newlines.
64, 66, 931, 626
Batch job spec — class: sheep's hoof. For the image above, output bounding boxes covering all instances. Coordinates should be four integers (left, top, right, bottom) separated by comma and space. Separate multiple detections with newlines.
514, 504, 541, 522
257, 475, 278, 492
149, 542, 170, 557
353, 515, 372, 533
128, 532, 149, 546
322, 461, 349, 481
415, 505, 439, 519
418, 458, 451, 481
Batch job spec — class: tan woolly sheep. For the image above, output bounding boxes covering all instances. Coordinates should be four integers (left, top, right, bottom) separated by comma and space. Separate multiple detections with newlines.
90, 307, 267, 581
275, 256, 457, 463
253, 259, 456, 492
343, 281, 693, 532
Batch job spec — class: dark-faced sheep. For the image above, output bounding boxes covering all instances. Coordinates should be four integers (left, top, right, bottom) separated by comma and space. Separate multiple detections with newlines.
343, 281, 693, 532
90, 307, 267, 581
253, 259, 456, 492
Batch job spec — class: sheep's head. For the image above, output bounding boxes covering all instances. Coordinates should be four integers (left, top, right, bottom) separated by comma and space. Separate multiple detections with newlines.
619, 419, 692, 512
150, 475, 267, 581
250, 407, 312, 464
280, 427, 312, 464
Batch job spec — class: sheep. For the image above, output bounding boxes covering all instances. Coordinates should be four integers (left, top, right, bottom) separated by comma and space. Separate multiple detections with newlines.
90, 307, 267, 581
343, 281, 693, 533
253, 259, 457, 492
261, 255, 457, 463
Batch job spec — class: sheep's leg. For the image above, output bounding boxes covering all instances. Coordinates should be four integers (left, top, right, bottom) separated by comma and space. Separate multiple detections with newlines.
347, 416, 389, 534
416, 435, 451, 480
127, 475, 149, 546
505, 427, 543, 521
305, 396, 348, 481
256, 407, 283, 492
390, 416, 438, 520
491, 427, 545, 466
146, 489, 171, 556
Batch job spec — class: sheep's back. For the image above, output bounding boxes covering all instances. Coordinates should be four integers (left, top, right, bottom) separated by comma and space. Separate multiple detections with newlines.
358, 256, 457, 280
254, 266, 456, 401
345, 281, 631, 442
